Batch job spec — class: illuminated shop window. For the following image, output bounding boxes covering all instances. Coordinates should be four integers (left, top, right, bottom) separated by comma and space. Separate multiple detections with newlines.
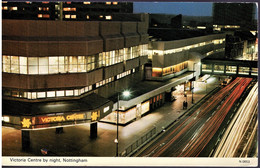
38, 14, 43, 18
83, 2, 91, 4
112, 2, 118, 5
99, 15, 103, 18
106, 2, 111, 5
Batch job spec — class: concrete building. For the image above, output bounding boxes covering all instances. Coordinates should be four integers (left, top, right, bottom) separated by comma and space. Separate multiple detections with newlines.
2, 13, 149, 149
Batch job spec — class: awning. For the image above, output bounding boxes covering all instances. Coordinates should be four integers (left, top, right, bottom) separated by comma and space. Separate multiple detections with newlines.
2, 93, 113, 130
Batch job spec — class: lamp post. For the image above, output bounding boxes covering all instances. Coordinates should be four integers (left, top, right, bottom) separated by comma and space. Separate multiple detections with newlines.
115, 90, 130, 157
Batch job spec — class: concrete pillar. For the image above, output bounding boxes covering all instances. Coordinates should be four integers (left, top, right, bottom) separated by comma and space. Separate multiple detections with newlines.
90, 122, 98, 139
56, 127, 64, 134
22, 130, 30, 151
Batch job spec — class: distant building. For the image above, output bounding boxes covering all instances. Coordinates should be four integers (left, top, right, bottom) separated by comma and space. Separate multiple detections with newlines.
213, 3, 256, 31
2, 1, 133, 21
149, 14, 182, 28
147, 29, 226, 81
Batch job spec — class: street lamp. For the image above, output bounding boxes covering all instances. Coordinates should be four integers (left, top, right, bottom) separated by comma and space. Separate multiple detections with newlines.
115, 90, 130, 157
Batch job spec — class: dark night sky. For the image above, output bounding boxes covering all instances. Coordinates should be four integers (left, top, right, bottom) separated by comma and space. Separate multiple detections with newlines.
133, 2, 213, 16
133, 2, 258, 19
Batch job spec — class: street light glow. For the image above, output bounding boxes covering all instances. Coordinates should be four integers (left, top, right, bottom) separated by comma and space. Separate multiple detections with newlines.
123, 90, 130, 97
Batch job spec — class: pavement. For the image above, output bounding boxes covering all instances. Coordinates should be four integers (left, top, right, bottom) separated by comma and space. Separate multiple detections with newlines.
2, 76, 222, 157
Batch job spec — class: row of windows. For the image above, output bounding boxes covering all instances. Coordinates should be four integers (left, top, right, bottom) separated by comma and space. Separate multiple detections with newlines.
2, 45, 148, 75
3, 68, 137, 100
152, 61, 188, 77
3, 85, 93, 100
202, 64, 258, 75
148, 38, 225, 58
2, 6, 17, 11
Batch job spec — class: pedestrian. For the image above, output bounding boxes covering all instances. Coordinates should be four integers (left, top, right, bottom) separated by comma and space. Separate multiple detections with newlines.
183, 101, 185, 110
185, 101, 188, 109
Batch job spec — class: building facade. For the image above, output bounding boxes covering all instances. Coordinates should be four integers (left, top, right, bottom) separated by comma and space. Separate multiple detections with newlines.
2, 1, 133, 21
2, 13, 149, 140
147, 33, 227, 80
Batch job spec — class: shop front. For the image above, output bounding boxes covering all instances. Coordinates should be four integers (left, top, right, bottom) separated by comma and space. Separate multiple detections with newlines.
101, 100, 150, 125
2, 93, 113, 151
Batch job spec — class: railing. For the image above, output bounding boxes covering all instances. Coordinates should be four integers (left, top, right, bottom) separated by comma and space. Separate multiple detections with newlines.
120, 127, 156, 157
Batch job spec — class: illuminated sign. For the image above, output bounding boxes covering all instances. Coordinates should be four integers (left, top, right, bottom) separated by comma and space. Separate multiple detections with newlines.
103, 106, 110, 113
38, 113, 86, 124
21, 118, 32, 128
91, 111, 100, 122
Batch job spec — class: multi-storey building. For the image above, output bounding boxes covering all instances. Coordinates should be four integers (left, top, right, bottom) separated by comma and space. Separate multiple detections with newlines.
2, 11, 149, 149
2, 1, 133, 21
212, 3, 256, 31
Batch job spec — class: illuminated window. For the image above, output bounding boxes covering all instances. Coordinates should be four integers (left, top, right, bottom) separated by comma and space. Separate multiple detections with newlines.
2, 6, 8, 10
42, 1, 49, 4
66, 2, 71, 4
28, 57, 38, 74
57, 91, 65, 97
32, 92, 37, 99
63, 7, 76, 11
10, 7, 18, 11
99, 15, 103, 18
38, 14, 43, 18
39, 57, 48, 74
106, 2, 111, 5
49, 57, 58, 74
113, 2, 118, 5
83, 2, 91, 4
10, 56, 19, 73
37, 92, 46, 98
38, 7, 42, 10
26, 1, 31, 4
66, 90, 73, 96
65, 14, 70, 19
71, 15, 76, 19
58, 56, 65, 73
86, 15, 90, 19
47, 91, 55, 98
74, 89, 79, 96
105, 15, 112, 20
